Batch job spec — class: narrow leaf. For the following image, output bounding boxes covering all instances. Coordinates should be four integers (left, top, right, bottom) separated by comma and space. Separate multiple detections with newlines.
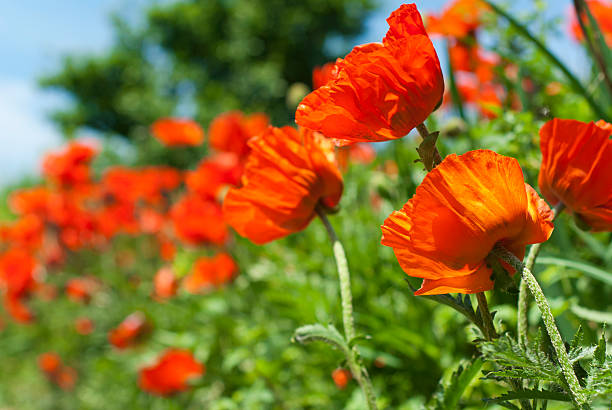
537, 256, 612, 286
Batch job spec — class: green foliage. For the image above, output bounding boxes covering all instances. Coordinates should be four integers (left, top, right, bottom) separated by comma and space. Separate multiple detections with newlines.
427, 357, 484, 410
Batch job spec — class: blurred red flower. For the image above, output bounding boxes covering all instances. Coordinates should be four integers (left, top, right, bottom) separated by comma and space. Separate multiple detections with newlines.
223, 126, 343, 244
382, 150, 554, 295
427, 0, 489, 38
332, 368, 352, 389
185, 153, 242, 200
65, 277, 99, 304
38, 352, 62, 374
75, 317, 95, 335
209, 111, 269, 159
570, 0, 612, 46
171, 194, 228, 245
153, 266, 178, 299
151, 118, 205, 147
183, 253, 237, 293
42, 141, 98, 187
0, 248, 37, 322
296, 4, 444, 145
139, 349, 204, 396
108, 312, 150, 349
539, 118, 612, 231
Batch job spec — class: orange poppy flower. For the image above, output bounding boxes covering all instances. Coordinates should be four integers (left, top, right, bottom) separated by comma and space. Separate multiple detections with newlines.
139, 349, 204, 396
296, 4, 444, 145
0, 247, 37, 298
153, 266, 178, 299
65, 277, 99, 304
151, 118, 205, 147
223, 126, 343, 244
157, 235, 176, 261
38, 352, 62, 374
0, 214, 44, 251
381, 150, 554, 295
108, 312, 150, 349
332, 368, 352, 389
427, 0, 489, 38
538, 119, 612, 231
42, 141, 98, 186
55, 366, 78, 391
209, 111, 269, 159
185, 153, 242, 200
183, 253, 237, 293
75, 317, 95, 335
170, 194, 228, 245
312, 62, 339, 89
570, 0, 612, 47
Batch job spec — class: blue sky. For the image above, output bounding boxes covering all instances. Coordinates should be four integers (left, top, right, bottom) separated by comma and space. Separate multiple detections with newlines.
0, 0, 583, 186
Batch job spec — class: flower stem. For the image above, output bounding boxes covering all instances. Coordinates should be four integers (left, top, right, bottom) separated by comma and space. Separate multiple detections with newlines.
316, 207, 378, 410
492, 244, 586, 406
517, 203, 565, 346
476, 292, 498, 340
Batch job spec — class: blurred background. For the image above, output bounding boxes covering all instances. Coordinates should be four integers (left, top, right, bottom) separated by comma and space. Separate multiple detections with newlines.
0, 0, 585, 185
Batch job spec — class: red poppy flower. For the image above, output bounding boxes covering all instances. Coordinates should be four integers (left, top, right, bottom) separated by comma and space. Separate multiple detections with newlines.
108, 312, 150, 349
381, 150, 554, 295
151, 118, 205, 147
185, 153, 242, 200
153, 267, 178, 299
427, 0, 489, 38
209, 111, 269, 159
332, 368, 352, 389
183, 253, 237, 293
538, 119, 612, 231
0, 214, 44, 251
570, 0, 612, 47
56, 366, 78, 391
171, 194, 228, 245
65, 277, 99, 304
38, 352, 62, 374
75, 317, 95, 335
157, 235, 176, 261
223, 126, 343, 244
296, 4, 444, 145
312, 62, 339, 89
139, 349, 204, 396
42, 141, 98, 186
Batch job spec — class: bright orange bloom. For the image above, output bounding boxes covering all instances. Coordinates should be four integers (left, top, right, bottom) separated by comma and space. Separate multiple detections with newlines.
0, 248, 37, 322
381, 150, 554, 295
42, 141, 97, 186
183, 253, 237, 293
538, 119, 612, 231
427, 0, 489, 38
171, 194, 228, 245
139, 349, 204, 396
75, 317, 95, 335
153, 267, 178, 299
108, 312, 150, 349
65, 277, 99, 304
8, 187, 54, 216
312, 62, 339, 89
102, 166, 181, 205
296, 4, 444, 145
570, 0, 612, 47
151, 118, 205, 147
0, 214, 44, 251
38, 352, 62, 374
185, 153, 242, 200
332, 368, 352, 389
209, 111, 269, 159
223, 126, 343, 244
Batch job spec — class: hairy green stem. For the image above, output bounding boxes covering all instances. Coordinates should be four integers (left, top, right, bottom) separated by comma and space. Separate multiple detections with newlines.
517, 203, 565, 346
476, 292, 498, 340
316, 207, 378, 410
492, 245, 586, 406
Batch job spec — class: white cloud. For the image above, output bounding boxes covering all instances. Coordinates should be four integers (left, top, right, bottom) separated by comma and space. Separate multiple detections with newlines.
0, 78, 63, 186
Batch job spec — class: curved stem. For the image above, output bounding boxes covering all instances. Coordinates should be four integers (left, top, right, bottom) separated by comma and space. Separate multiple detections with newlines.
517, 203, 565, 346
492, 244, 586, 407
316, 207, 378, 410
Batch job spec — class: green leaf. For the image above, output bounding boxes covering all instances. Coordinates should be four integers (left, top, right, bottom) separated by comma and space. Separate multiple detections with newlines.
594, 331, 606, 365
416, 130, 441, 171
571, 325, 584, 350
484, 390, 571, 404
292, 323, 349, 356
571, 305, 612, 324
537, 257, 612, 286
427, 358, 483, 410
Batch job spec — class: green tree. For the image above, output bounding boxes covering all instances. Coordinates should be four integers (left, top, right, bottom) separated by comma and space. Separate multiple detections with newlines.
40, 0, 376, 141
